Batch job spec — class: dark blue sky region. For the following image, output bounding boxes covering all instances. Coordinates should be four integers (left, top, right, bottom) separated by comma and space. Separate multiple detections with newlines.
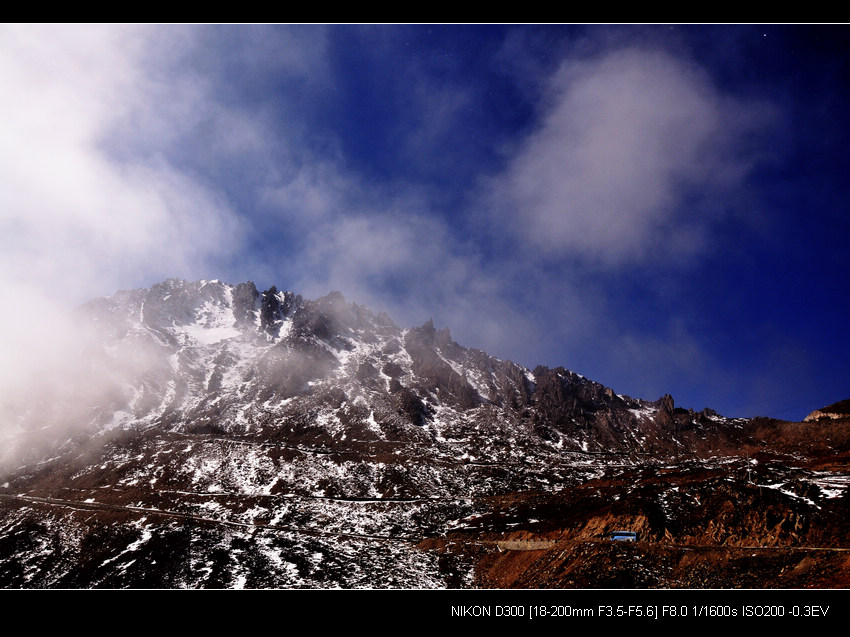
1, 24, 847, 421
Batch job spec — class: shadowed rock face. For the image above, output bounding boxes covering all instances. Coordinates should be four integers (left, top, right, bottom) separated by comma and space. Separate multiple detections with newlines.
0, 278, 847, 589
260, 285, 298, 336
232, 281, 259, 328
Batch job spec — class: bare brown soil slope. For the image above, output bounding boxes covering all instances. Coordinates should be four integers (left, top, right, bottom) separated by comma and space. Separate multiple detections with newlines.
420, 420, 850, 589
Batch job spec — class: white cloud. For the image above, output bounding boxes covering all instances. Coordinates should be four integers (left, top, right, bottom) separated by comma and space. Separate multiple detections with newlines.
0, 24, 249, 298
490, 47, 770, 266
0, 25, 252, 428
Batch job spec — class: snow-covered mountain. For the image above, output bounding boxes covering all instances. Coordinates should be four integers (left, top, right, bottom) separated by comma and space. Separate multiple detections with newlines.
27, 278, 744, 457
0, 278, 847, 588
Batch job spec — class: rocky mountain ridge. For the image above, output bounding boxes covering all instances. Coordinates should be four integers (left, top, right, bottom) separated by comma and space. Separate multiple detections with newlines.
70, 278, 749, 456
0, 278, 847, 588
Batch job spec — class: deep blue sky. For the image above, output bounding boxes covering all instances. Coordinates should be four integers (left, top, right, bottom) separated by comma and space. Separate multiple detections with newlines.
1, 24, 848, 421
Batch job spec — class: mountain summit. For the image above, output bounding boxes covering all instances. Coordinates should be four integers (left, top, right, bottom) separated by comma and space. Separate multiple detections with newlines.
0, 278, 848, 588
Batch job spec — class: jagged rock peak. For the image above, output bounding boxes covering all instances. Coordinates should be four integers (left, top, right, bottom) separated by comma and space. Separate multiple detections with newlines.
232, 281, 259, 327
260, 285, 297, 334
408, 318, 453, 349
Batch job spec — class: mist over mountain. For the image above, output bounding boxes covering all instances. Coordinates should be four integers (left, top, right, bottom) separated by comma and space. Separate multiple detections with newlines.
1, 278, 737, 468
0, 278, 848, 589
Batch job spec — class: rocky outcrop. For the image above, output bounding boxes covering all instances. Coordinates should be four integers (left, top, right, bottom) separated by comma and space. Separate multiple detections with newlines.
231, 281, 259, 327
403, 319, 480, 411
805, 399, 850, 421
260, 285, 297, 335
